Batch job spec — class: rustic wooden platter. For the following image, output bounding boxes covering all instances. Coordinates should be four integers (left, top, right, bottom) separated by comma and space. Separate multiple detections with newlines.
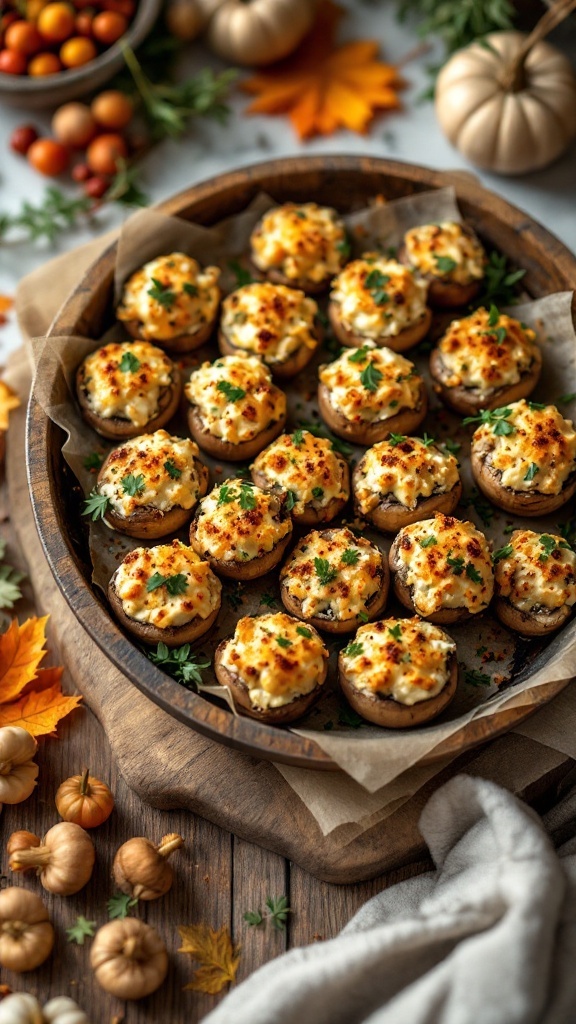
26, 155, 576, 770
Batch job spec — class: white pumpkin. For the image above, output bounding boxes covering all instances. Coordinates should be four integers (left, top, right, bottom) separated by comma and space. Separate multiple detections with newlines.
0, 995, 88, 1024
435, 31, 576, 175
0, 727, 38, 805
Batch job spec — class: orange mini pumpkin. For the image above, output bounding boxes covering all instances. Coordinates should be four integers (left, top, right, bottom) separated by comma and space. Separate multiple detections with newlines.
55, 767, 114, 829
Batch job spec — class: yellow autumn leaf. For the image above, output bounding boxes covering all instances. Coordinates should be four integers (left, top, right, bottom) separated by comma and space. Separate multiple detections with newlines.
0, 682, 82, 737
0, 381, 20, 432
0, 616, 49, 703
178, 923, 241, 994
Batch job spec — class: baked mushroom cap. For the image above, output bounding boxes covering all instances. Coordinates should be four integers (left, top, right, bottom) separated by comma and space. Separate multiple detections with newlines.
108, 580, 220, 646
217, 321, 322, 379
339, 650, 458, 727
492, 528, 576, 636
397, 221, 486, 309
187, 405, 286, 462
214, 647, 325, 724
123, 315, 216, 354
250, 430, 350, 526
190, 528, 292, 580
471, 447, 576, 516
318, 379, 428, 446
354, 476, 463, 534
328, 302, 432, 353
77, 367, 181, 441
249, 203, 347, 295
430, 351, 541, 415
494, 596, 571, 638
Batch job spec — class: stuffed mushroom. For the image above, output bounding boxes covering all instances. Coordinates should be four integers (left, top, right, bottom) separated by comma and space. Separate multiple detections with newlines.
251, 429, 349, 525
249, 202, 347, 293
399, 220, 487, 307
493, 529, 576, 637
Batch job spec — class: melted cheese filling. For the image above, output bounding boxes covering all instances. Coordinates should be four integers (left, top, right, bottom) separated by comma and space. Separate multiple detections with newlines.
185, 355, 286, 444
395, 514, 493, 616
331, 257, 428, 339
193, 479, 291, 562
250, 203, 346, 283
280, 528, 383, 620
79, 341, 174, 427
403, 221, 486, 284
98, 430, 202, 518
252, 430, 348, 515
221, 283, 319, 364
436, 308, 539, 396
117, 253, 220, 341
319, 347, 422, 424
341, 618, 455, 706
495, 529, 576, 613
473, 400, 576, 494
355, 437, 460, 513
220, 612, 328, 709
114, 540, 221, 628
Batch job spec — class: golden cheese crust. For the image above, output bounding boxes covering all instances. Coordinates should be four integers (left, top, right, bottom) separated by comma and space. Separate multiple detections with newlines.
280, 527, 385, 623
318, 347, 423, 425
117, 252, 220, 342
354, 436, 460, 514
494, 529, 576, 614
220, 282, 319, 366
339, 617, 456, 705
190, 478, 292, 564
329, 256, 429, 341
218, 612, 328, 709
402, 221, 487, 285
97, 430, 204, 518
112, 539, 221, 628
185, 354, 286, 445
250, 203, 346, 285
78, 341, 175, 428
471, 400, 576, 496
391, 513, 494, 617
251, 430, 349, 518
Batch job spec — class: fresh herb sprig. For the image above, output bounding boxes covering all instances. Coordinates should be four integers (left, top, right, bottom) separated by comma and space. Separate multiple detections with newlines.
462, 406, 514, 435
244, 895, 291, 932
147, 641, 211, 688
396, 0, 515, 72
0, 539, 25, 611
108, 893, 139, 920
66, 916, 97, 944
0, 187, 93, 244
475, 251, 526, 308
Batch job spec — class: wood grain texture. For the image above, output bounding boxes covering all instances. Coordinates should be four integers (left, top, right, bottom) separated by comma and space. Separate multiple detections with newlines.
27, 156, 576, 771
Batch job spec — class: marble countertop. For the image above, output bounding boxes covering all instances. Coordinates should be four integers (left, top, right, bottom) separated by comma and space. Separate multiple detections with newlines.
1, 0, 576, 359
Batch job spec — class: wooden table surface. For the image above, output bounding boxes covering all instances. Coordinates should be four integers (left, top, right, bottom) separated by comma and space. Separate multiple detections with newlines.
0, 697, 429, 1023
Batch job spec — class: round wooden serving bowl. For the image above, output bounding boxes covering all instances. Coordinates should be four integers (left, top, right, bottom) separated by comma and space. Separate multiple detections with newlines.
27, 156, 576, 770
0, 0, 161, 109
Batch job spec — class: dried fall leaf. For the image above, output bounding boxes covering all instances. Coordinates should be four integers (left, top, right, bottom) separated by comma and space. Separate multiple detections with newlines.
0, 296, 12, 314
178, 923, 241, 995
241, 0, 405, 140
0, 381, 20, 432
0, 681, 82, 736
0, 616, 49, 703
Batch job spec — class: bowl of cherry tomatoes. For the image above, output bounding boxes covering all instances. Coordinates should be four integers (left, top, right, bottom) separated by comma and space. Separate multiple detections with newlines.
0, 0, 161, 108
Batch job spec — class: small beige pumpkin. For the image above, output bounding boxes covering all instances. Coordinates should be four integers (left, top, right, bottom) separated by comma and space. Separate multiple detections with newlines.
0, 727, 39, 806
0, 993, 89, 1024
168, 0, 316, 65
90, 919, 168, 999
435, 20, 576, 176
0, 887, 54, 973
8, 822, 95, 896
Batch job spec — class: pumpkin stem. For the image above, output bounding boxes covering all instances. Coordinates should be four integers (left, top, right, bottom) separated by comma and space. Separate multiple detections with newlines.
123, 935, 145, 960
0, 761, 13, 776
1, 920, 27, 939
80, 767, 91, 796
9, 843, 52, 870
499, 0, 576, 92
156, 833, 185, 859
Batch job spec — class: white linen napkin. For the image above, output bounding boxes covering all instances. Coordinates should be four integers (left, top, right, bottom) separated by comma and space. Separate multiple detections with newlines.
204, 775, 576, 1024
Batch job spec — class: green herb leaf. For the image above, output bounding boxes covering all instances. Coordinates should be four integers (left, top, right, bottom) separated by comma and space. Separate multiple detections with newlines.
539, 534, 562, 562
463, 406, 514, 435
447, 551, 465, 575
528, 402, 546, 411
0, 562, 25, 611
475, 251, 526, 308
442, 439, 461, 455
492, 544, 513, 563
524, 462, 539, 482
66, 916, 97, 945
83, 451, 104, 471
341, 548, 360, 565
183, 282, 198, 297
314, 557, 337, 586
559, 393, 576, 405
244, 910, 264, 927
360, 361, 383, 392
82, 489, 110, 522
466, 563, 482, 583
119, 350, 141, 373
311, 486, 324, 500
148, 642, 210, 687
296, 421, 353, 457
217, 380, 246, 402
291, 428, 304, 446
364, 268, 391, 305
0, 186, 92, 244
388, 433, 407, 446
488, 304, 500, 327
464, 668, 492, 688
421, 433, 435, 447
388, 623, 402, 640
285, 489, 297, 512
228, 259, 254, 287
148, 277, 176, 308
218, 484, 236, 504
107, 892, 139, 920
164, 459, 182, 479
121, 473, 145, 496
104, 158, 149, 207
296, 625, 312, 638
357, 611, 369, 623
343, 641, 363, 657
260, 592, 277, 608
276, 636, 292, 648
434, 254, 457, 274
146, 572, 188, 595
337, 238, 351, 258
419, 535, 437, 548
348, 347, 369, 364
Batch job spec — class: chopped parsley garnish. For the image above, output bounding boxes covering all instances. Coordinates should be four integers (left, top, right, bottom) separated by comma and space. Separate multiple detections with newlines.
388, 623, 402, 640
121, 473, 145, 496
276, 636, 292, 648
217, 380, 246, 402
311, 487, 324, 500
260, 593, 277, 607
434, 254, 457, 274
446, 552, 465, 574
285, 489, 297, 512
228, 259, 254, 288
538, 534, 571, 562
485, 305, 507, 345
559, 393, 576, 404
442, 439, 461, 455
164, 460, 182, 479
419, 535, 437, 548
528, 402, 546, 410
296, 625, 312, 639
291, 428, 304, 446
148, 642, 210, 687
464, 668, 492, 687
83, 451, 103, 471
364, 268, 390, 305
360, 361, 383, 392
388, 433, 407, 446
488, 304, 500, 327
357, 610, 369, 623
466, 563, 483, 583
148, 277, 176, 308
341, 548, 360, 565
462, 406, 515, 436
421, 433, 435, 447
492, 544, 513, 563
348, 346, 369, 364
475, 251, 526, 308
183, 282, 198, 297
524, 462, 539, 482
146, 572, 188, 595
82, 489, 109, 521
239, 482, 256, 510
218, 484, 235, 504
314, 557, 337, 585
343, 641, 363, 657
337, 238, 351, 258
119, 351, 140, 373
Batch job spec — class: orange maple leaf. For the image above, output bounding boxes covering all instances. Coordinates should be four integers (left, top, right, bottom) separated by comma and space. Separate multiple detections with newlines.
0, 381, 20, 432
241, 0, 405, 141
0, 616, 81, 737
178, 923, 241, 994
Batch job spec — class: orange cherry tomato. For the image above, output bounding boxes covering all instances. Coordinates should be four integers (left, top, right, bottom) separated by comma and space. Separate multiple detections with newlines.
27, 138, 69, 176
0, 48, 27, 74
10, 124, 39, 155
37, 2, 75, 42
26, 0, 50, 21
91, 89, 133, 130
52, 101, 96, 148
86, 131, 127, 175
59, 35, 96, 67
4, 20, 42, 55
92, 10, 127, 44
75, 10, 94, 36
28, 51, 61, 75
